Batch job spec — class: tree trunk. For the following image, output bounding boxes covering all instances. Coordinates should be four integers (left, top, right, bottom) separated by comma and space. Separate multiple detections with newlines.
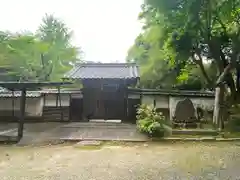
213, 86, 225, 131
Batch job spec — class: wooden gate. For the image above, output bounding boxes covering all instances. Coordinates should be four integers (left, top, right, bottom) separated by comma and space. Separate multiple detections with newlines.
102, 84, 125, 120
82, 84, 125, 120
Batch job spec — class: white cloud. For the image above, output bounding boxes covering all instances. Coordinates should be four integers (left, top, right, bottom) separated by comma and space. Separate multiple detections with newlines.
0, 0, 142, 62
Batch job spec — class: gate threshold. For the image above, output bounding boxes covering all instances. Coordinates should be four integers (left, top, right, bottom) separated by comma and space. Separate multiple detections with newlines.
89, 119, 122, 123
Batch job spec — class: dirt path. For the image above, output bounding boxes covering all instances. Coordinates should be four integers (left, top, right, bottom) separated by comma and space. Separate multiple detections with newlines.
0, 142, 239, 180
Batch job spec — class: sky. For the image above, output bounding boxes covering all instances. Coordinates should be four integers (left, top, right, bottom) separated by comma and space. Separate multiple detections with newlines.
0, 0, 143, 63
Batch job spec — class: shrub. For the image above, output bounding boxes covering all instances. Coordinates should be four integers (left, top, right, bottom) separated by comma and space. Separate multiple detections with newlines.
136, 104, 172, 137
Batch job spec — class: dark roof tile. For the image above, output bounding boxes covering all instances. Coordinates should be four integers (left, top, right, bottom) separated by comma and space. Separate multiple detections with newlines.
40, 89, 81, 94
0, 91, 41, 97
64, 63, 139, 80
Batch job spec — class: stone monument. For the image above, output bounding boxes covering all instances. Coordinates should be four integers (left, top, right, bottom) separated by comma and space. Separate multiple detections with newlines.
172, 98, 198, 128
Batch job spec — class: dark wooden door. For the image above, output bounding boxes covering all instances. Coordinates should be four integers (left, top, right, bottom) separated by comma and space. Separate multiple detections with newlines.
70, 97, 83, 121
82, 84, 125, 120
93, 90, 105, 119
102, 84, 124, 120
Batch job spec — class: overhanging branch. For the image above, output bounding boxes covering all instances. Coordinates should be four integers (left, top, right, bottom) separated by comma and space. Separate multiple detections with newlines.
191, 50, 212, 87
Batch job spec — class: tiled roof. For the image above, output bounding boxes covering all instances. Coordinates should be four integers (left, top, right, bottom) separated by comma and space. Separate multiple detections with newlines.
40, 89, 81, 94
0, 88, 82, 97
128, 88, 215, 97
0, 87, 8, 92
64, 63, 139, 80
0, 82, 72, 90
0, 91, 41, 97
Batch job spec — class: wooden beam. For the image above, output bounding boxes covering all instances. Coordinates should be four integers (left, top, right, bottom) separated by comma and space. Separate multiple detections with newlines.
18, 88, 26, 141
58, 86, 63, 121
153, 96, 156, 108
11, 90, 14, 117
43, 94, 46, 106
69, 93, 71, 121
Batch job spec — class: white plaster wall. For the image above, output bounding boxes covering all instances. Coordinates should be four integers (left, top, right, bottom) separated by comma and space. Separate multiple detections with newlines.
128, 94, 140, 99
155, 96, 169, 109
169, 96, 214, 120
71, 93, 83, 98
44, 94, 70, 107
0, 97, 43, 116
141, 95, 169, 109
142, 95, 154, 106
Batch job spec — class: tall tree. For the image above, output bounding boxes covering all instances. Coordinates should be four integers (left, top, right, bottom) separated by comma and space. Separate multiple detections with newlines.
127, 4, 209, 90
37, 14, 80, 81
143, 0, 240, 129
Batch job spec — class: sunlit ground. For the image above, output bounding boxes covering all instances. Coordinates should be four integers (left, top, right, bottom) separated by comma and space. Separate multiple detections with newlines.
0, 142, 240, 180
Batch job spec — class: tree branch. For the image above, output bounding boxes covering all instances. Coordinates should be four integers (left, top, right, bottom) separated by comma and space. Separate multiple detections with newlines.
219, 49, 237, 99
216, 63, 233, 86
236, 67, 240, 93
192, 50, 212, 87
215, 16, 227, 35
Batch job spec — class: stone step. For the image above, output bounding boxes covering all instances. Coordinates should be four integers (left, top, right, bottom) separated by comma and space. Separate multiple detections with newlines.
43, 108, 69, 112
43, 106, 69, 109
43, 111, 69, 114
43, 117, 69, 121
43, 112, 69, 115
43, 107, 69, 109
43, 110, 69, 114
172, 129, 218, 136
61, 122, 136, 129
43, 113, 69, 116
43, 117, 69, 119
89, 119, 121, 123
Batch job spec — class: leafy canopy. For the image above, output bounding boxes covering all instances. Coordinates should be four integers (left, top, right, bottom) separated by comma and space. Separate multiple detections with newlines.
0, 14, 81, 82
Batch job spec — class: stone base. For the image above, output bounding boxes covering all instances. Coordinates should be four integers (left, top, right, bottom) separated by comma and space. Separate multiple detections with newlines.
173, 122, 198, 129
75, 140, 102, 147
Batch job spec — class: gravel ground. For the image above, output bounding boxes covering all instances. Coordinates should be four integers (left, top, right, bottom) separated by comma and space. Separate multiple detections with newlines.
0, 142, 240, 180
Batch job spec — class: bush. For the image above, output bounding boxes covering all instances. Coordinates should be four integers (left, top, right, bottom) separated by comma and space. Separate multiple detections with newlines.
136, 104, 172, 137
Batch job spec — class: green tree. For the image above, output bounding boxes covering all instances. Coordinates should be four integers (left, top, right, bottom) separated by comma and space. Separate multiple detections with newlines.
0, 32, 49, 81
36, 14, 80, 81
143, 0, 240, 129
0, 14, 81, 82
127, 4, 207, 90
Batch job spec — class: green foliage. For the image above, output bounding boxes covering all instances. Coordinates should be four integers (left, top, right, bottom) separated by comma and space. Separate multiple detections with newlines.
37, 14, 81, 81
138, 0, 240, 128
145, 0, 240, 74
0, 14, 81, 82
0, 34, 45, 81
129, 0, 240, 92
136, 104, 172, 137
127, 2, 216, 90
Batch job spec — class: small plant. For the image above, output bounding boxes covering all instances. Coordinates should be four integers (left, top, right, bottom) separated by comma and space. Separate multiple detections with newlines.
136, 104, 172, 137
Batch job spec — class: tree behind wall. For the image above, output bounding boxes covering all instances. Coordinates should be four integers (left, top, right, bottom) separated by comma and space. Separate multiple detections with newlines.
143, 0, 240, 129
0, 32, 48, 81
36, 14, 80, 81
127, 3, 217, 90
